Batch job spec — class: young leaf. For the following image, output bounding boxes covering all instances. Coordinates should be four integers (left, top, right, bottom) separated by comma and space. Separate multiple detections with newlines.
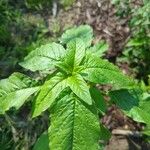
0, 73, 39, 114
67, 74, 92, 105
20, 43, 66, 72
99, 123, 111, 141
109, 89, 140, 112
56, 39, 85, 73
32, 73, 68, 117
60, 25, 93, 47
87, 41, 109, 57
81, 54, 135, 89
67, 38, 85, 66
48, 94, 100, 150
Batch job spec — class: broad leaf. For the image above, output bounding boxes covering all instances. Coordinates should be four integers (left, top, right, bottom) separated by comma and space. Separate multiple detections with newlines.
0, 73, 39, 114
129, 95, 150, 124
32, 73, 68, 117
87, 41, 109, 57
128, 107, 150, 125
60, 25, 93, 47
90, 87, 107, 114
81, 54, 135, 89
48, 94, 100, 150
33, 132, 49, 150
99, 123, 111, 141
110, 89, 150, 124
67, 74, 92, 105
20, 43, 66, 72
109, 89, 140, 112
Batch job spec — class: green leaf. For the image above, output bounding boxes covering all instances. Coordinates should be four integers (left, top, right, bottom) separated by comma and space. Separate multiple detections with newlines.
67, 38, 85, 66
56, 39, 85, 73
87, 41, 109, 57
127, 38, 145, 47
90, 87, 107, 114
128, 107, 150, 125
67, 74, 92, 105
20, 43, 66, 72
110, 89, 150, 125
99, 123, 111, 141
0, 73, 39, 114
109, 89, 140, 112
32, 73, 68, 117
130, 95, 150, 124
33, 132, 49, 150
48, 94, 100, 150
143, 126, 150, 136
60, 25, 93, 47
81, 54, 135, 89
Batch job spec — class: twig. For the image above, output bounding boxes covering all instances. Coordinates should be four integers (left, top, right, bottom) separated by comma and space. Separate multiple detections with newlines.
112, 129, 142, 138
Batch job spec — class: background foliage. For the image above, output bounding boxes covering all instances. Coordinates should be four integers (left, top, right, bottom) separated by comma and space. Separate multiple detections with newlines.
0, 0, 150, 149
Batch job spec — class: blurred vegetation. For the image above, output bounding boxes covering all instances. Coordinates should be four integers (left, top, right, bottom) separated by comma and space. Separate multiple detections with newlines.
0, 0, 75, 78
114, 0, 150, 83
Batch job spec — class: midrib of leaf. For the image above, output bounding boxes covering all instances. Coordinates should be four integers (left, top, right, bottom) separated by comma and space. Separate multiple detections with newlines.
39, 77, 66, 102
82, 61, 119, 72
51, 98, 76, 149
49, 95, 100, 150
0, 86, 40, 114
70, 98, 76, 150
32, 74, 68, 117
67, 74, 92, 105
30, 54, 60, 61
82, 67, 119, 74
71, 50, 75, 73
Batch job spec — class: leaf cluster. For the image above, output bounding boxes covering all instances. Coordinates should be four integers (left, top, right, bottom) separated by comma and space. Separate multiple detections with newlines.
0, 25, 136, 149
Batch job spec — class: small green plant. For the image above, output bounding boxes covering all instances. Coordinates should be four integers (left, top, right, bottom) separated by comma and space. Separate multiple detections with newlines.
0, 25, 135, 149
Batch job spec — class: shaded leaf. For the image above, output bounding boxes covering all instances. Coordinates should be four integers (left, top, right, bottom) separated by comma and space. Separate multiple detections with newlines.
109, 89, 140, 112
99, 123, 111, 141
33, 132, 49, 150
90, 87, 107, 114
110, 89, 150, 124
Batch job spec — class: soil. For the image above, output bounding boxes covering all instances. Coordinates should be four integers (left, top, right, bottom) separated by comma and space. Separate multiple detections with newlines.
49, 0, 130, 61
